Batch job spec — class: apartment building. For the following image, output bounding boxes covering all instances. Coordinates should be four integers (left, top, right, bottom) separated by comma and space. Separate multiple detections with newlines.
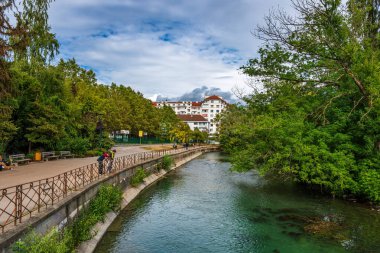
152, 95, 228, 135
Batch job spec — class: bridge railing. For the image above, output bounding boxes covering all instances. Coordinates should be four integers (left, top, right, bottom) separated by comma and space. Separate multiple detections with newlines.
0, 146, 207, 233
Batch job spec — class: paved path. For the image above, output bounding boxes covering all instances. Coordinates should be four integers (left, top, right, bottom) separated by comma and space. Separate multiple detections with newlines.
0, 145, 163, 189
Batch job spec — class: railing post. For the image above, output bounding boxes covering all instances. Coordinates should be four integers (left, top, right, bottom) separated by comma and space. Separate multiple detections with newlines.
82, 168, 85, 187
16, 185, 22, 224
52, 177, 54, 205
89, 165, 93, 182
38, 180, 41, 212
74, 171, 77, 190
64, 173, 67, 196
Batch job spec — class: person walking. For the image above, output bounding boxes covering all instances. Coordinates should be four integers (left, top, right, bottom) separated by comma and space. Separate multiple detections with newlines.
97, 152, 109, 175
107, 149, 116, 173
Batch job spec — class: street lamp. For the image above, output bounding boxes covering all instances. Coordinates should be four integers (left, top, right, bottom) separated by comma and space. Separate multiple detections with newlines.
95, 117, 104, 148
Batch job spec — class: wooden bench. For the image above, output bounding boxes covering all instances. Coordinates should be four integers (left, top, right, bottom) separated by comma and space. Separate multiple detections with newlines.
9, 154, 31, 166
60, 151, 75, 159
42, 151, 59, 161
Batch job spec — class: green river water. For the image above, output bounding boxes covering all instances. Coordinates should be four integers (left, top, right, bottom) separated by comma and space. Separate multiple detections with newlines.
95, 152, 380, 253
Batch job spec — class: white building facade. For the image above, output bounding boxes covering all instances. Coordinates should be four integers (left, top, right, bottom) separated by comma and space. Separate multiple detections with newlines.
152, 95, 228, 135
177, 114, 210, 132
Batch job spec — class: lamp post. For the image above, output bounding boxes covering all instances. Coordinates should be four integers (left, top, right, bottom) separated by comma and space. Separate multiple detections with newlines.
95, 117, 104, 148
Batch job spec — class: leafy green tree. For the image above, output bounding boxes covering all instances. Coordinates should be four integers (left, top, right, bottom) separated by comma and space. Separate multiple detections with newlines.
191, 128, 208, 144
169, 121, 191, 143
221, 0, 380, 202
157, 105, 180, 141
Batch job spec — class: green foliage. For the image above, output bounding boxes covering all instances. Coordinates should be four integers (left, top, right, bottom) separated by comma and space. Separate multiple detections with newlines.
130, 167, 147, 187
85, 149, 103, 157
12, 184, 122, 252
191, 128, 208, 144
12, 228, 72, 253
220, 1, 380, 203
56, 137, 91, 155
161, 155, 173, 171
68, 184, 122, 246
169, 121, 192, 143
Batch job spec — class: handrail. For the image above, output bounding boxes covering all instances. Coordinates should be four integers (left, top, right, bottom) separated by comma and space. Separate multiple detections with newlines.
0, 146, 208, 233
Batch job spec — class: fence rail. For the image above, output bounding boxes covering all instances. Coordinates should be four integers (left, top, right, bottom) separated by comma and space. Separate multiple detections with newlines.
0, 146, 206, 233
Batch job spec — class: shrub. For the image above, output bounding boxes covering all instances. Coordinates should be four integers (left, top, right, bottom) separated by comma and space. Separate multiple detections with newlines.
161, 155, 173, 171
69, 184, 122, 246
12, 184, 123, 252
12, 228, 71, 253
130, 167, 147, 187
85, 149, 102, 157
56, 137, 91, 156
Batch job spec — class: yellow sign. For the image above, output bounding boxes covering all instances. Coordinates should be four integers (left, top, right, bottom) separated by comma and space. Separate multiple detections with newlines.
138, 130, 143, 137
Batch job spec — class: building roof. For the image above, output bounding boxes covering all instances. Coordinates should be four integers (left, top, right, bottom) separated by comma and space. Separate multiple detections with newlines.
177, 114, 208, 122
151, 95, 228, 107
204, 95, 228, 104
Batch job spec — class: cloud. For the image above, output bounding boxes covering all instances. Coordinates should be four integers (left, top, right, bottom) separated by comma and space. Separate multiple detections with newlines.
155, 86, 239, 104
48, 0, 293, 98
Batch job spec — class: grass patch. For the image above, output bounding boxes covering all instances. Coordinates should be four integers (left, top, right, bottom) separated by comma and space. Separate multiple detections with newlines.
142, 145, 173, 151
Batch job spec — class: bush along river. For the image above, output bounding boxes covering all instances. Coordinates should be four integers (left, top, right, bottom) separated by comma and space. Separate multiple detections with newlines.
95, 152, 380, 253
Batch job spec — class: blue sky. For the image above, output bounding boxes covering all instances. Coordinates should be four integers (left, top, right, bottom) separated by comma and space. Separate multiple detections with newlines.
48, 0, 292, 101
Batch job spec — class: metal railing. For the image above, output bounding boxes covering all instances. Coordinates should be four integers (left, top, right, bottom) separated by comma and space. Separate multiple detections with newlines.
0, 146, 206, 233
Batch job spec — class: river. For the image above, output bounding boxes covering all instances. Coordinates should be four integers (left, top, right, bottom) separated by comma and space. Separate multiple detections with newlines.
95, 152, 380, 253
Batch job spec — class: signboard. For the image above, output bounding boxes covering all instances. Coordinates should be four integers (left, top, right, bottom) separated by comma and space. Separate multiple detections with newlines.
138, 130, 143, 137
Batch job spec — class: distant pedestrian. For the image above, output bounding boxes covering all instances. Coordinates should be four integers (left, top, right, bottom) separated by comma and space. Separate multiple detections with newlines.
107, 149, 116, 173
97, 152, 109, 175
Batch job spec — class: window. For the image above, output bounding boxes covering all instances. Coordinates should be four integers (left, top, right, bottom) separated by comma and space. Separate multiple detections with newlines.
216, 110, 219, 113
210, 105, 214, 108
211, 100, 214, 103
210, 110, 214, 112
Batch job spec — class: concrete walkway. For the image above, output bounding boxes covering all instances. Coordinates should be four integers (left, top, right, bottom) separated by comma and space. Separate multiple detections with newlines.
0, 145, 165, 189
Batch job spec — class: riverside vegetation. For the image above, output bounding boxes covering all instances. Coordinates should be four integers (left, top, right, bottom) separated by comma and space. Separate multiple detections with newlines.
12, 184, 123, 253
219, 0, 380, 203
130, 155, 173, 187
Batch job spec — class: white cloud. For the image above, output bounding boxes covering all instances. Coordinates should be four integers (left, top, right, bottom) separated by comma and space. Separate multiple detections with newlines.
48, 0, 293, 98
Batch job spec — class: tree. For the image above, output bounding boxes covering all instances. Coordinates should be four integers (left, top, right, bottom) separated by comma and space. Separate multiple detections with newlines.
157, 105, 180, 141
221, 0, 380, 202
191, 128, 208, 144
169, 122, 191, 143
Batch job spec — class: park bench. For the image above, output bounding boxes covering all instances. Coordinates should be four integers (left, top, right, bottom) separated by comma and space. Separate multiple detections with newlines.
42, 151, 59, 161
59, 151, 75, 159
9, 154, 31, 166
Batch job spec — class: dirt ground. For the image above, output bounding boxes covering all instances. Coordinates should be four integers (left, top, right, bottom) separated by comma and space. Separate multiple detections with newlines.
0, 145, 168, 189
